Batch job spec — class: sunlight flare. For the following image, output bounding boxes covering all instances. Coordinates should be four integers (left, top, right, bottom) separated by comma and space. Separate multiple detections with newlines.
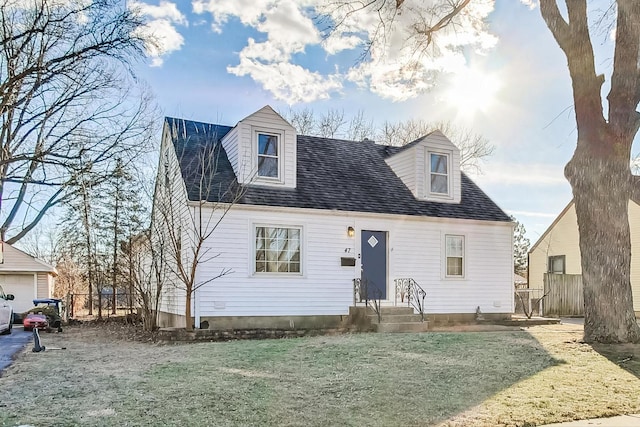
444, 66, 501, 115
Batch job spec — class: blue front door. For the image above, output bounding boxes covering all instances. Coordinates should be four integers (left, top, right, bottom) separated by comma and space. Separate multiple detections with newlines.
361, 230, 387, 300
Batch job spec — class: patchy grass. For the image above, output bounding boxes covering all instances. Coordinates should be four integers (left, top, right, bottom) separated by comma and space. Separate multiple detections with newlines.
441, 324, 640, 426
1, 323, 639, 426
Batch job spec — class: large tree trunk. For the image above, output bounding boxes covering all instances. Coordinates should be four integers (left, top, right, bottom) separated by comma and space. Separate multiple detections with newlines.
540, 0, 640, 343
567, 147, 640, 343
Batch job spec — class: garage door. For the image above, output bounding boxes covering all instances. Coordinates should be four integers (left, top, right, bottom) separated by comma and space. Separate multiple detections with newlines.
0, 274, 35, 314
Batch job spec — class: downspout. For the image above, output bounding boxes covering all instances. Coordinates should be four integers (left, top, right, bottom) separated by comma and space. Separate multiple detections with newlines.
194, 286, 200, 329
193, 204, 200, 329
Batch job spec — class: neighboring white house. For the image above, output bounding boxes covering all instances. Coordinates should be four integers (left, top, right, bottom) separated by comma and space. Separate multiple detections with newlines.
529, 200, 640, 315
0, 242, 57, 315
151, 106, 514, 329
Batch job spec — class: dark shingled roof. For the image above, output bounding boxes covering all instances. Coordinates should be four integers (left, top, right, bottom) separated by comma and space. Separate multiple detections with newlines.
166, 117, 511, 222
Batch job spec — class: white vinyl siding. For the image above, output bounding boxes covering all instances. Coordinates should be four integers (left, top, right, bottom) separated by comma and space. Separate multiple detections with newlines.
234, 106, 297, 188
151, 124, 193, 318
220, 125, 239, 175
385, 146, 417, 196
36, 272, 52, 299
189, 205, 513, 317
0, 243, 56, 315
385, 131, 461, 203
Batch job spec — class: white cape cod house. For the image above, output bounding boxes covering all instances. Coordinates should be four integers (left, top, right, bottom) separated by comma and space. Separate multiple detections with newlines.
151, 106, 514, 329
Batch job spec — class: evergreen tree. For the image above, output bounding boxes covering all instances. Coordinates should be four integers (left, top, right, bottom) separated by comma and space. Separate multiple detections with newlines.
511, 216, 530, 276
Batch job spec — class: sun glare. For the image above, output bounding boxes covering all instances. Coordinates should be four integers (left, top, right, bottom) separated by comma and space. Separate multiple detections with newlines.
444, 67, 501, 116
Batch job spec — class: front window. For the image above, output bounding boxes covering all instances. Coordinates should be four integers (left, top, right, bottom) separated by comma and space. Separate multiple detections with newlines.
255, 226, 301, 273
548, 255, 565, 274
445, 235, 464, 277
257, 133, 279, 178
430, 153, 449, 195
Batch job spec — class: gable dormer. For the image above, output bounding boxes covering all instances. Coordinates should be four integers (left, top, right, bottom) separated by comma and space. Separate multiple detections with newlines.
220, 106, 297, 189
385, 131, 461, 204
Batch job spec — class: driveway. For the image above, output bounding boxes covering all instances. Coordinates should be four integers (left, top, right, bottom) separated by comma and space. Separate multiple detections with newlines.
0, 326, 31, 375
560, 317, 584, 326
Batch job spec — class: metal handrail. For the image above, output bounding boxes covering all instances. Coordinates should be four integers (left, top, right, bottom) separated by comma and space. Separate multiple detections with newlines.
353, 278, 383, 323
394, 278, 427, 322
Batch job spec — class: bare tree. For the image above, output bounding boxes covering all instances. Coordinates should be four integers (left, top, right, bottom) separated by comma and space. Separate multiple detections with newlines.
154, 120, 247, 331
282, 107, 316, 135
0, 0, 155, 244
15, 224, 59, 264
318, 109, 346, 138
284, 107, 494, 172
52, 254, 86, 319
345, 110, 376, 141
539, 1, 640, 342
122, 229, 164, 331
378, 119, 495, 174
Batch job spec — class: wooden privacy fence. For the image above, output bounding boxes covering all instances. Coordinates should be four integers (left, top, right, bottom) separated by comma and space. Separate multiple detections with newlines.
543, 273, 584, 316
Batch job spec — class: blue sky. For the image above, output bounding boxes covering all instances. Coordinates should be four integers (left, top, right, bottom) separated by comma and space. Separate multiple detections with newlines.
130, 0, 624, 243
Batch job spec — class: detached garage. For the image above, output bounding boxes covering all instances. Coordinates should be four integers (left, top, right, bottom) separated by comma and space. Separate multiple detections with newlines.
0, 242, 56, 315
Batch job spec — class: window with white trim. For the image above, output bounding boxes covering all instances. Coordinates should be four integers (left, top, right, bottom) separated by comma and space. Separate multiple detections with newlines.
429, 152, 449, 195
255, 226, 301, 273
445, 235, 464, 277
257, 133, 280, 179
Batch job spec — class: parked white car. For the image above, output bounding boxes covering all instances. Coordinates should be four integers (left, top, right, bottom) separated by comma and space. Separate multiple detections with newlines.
0, 285, 15, 335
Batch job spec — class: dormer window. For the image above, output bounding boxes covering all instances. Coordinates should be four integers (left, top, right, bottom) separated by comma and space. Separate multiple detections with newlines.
429, 152, 450, 196
257, 132, 280, 179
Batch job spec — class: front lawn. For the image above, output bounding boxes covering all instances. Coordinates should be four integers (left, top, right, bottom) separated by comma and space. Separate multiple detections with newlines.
1, 323, 639, 426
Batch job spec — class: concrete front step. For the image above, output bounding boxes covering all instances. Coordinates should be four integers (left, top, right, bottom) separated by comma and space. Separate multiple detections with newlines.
365, 306, 416, 315
372, 321, 430, 333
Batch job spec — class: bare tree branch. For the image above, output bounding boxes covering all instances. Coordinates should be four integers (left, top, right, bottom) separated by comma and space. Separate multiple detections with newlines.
0, 0, 154, 243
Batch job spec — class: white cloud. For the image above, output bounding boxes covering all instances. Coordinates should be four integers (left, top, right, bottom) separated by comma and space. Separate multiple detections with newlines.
131, 0, 188, 26
322, 34, 361, 55
195, 0, 341, 103
130, 1, 187, 67
519, 0, 538, 9
136, 19, 185, 67
193, 0, 275, 33
228, 59, 342, 104
194, 0, 500, 103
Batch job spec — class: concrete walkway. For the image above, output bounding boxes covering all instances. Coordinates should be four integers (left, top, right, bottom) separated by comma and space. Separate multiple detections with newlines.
540, 414, 640, 426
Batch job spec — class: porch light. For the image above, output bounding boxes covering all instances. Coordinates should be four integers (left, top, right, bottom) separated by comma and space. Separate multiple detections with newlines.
347, 226, 355, 237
